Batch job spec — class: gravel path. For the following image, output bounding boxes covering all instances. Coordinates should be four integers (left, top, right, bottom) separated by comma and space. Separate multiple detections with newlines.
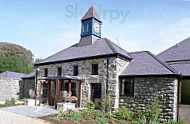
0, 110, 49, 124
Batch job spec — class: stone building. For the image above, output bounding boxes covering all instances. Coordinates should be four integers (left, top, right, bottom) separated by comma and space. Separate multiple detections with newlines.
0, 71, 25, 102
35, 6, 182, 121
157, 38, 190, 121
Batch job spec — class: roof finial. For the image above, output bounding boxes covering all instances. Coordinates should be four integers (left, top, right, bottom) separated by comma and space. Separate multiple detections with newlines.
82, 5, 101, 22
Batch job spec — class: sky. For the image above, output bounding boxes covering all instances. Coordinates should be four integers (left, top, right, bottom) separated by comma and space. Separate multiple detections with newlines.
1, 0, 190, 60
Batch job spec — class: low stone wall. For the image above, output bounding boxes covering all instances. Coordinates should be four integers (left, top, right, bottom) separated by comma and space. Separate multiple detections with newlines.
0, 78, 22, 102
119, 77, 178, 121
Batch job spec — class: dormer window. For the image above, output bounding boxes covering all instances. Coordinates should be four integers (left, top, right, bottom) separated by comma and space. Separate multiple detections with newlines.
44, 68, 48, 77
92, 64, 98, 75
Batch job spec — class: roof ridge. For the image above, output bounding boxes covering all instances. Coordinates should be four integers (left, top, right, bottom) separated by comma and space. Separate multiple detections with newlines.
146, 51, 179, 74
157, 36, 190, 57
104, 38, 118, 54
129, 51, 149, 54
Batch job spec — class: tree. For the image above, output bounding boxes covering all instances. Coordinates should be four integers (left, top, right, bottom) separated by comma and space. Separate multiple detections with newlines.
0, 42, 33, 63
0, 42, 35, 73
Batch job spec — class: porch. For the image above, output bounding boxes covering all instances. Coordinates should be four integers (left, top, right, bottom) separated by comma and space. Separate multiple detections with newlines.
37, 76, 82, 108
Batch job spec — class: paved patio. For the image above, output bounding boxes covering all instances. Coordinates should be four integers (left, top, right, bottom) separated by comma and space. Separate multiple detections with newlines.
0, 105, 58, 118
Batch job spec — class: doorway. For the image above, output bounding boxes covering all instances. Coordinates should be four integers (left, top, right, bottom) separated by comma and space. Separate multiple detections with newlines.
91, 83, 101, 107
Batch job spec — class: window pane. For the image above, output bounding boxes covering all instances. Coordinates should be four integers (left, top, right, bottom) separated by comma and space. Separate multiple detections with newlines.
57, 67, 62, 77
73, 66, 78, 76
71, 82, 76, 96
92, 64, 98, 75
44, 68, 48, 77
121, 79, 134, 96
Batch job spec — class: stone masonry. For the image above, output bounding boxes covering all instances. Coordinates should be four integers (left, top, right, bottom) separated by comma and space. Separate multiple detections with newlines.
119, 77, 178, 121
36, 57, 178, 121
36, 57, 129, 108
0, 78, 22, 102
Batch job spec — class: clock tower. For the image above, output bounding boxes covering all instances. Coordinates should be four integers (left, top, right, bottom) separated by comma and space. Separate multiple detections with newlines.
80, 5, 102, 38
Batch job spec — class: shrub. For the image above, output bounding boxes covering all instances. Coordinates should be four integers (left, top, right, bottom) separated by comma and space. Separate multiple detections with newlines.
52, 116, 62, 121
80, 109, 90, 119
96, 117, 108, 124
95, 110, 103, 119
87, 101, 95, 114
63, 110, 82, 120
146, 98, 160, 122
11, 97, 15, 104
116, 119, 128, 124
101, 96, 112, 113
5, 97, 15, 105
113, 107, 133, 120
132, 111, 146, 124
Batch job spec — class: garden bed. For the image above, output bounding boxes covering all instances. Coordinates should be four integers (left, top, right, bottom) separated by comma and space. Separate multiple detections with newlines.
0, 103, 24, 108
0, 97, 24, 108
40, 99, 188, 124
39, 114, 97, 124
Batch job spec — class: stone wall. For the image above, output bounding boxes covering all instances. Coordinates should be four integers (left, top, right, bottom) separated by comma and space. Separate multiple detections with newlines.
119, 77, 178, 121
0, 78, 22, 102
20, 79, 35, 99
36, 57, 129, 108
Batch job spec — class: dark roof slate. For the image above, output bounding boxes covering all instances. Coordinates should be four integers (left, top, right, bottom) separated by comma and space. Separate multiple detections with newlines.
0, 71, 26, 79
120, 51, 179, 76
82, 5, 101, 22
157, 37, 190, 62
35, 38, 132, 65
22, 71, 35, 79
169, 63, 190, 77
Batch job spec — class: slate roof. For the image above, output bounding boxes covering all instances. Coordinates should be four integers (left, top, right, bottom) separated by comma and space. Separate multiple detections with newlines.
120, 51, 179, 76
82, 5, 102, 22
0, 71, 26, 79
168, 63, 190, 77
35, 38, 132, 66
157, 37, 190, 62
22, 71, 35, 79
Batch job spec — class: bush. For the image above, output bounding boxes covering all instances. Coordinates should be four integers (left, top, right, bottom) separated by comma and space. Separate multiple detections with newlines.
132, 111, 146, 124
11, 97, 15, 104
63, 110, 82, 120
80, 109, 90, 119
5, 97, 15, 105
146, 100, 160, 123
96, 117, 108, 124
113, 107, 133, 120
95, 110, 103, 119
87, 101, 95, 112
101, 96, 112, 113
